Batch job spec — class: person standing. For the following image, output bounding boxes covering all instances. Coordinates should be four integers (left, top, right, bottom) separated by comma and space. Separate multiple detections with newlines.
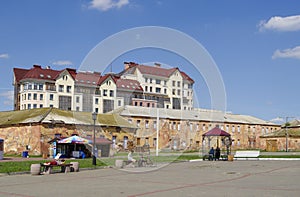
215, 146, 221, 160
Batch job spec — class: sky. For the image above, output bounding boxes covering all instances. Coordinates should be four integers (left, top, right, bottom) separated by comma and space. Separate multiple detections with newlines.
0, 0, 300, 122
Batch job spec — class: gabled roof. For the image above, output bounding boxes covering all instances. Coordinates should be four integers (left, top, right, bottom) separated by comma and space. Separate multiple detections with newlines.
14, 65, 76, 83
123, 62, 194, 83
75, 71, 101, 86
98, 73, 143, 92
116, 78, 143, 92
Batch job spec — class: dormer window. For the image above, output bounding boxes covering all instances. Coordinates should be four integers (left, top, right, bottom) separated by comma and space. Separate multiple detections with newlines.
40, 74, 44, 78
47, 75, 51, 78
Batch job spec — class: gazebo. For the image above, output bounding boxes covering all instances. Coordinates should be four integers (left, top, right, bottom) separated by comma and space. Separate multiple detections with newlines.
202, 127, 232, 156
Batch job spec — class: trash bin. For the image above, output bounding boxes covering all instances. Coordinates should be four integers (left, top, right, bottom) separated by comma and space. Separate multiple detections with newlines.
22, 151, 28, 158
227, 154, 234, 161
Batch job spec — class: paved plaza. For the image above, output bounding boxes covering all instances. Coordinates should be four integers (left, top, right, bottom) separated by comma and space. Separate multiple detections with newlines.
0, 160, 300, 197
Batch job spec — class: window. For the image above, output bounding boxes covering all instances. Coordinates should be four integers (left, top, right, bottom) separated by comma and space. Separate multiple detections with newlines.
173, 122, 176, 130
172, 81, 175, 86
177, 89, 180, 96
34, 84, 38, 90
149, 78, 153, 83
164, 80, 167, 85
28, 104, 31, 109
67, 86, 71, 93
153, 121, 157, 129
149, 87, 152, 92
137, 120, 141, 127
50, 94, 54, 101
76, 96, 80, 103
39, 94, 43, 100
232, 126, 235, 133
177, 81, 180, 87
178, 123, 181, 131
164, 88, 167, 94
156, 79, 161, 84
139, 102, 142, 106
50, 104, 53, 108
39, 84, 43, 90
33, 104, 37, 109
226, 125, 229, 132
118, 100, 121, 106
59, 85, 64, 92
190, 123, 193, 130
40, 104, 43, 108
95, 98, 99, 104
145, 78, 148, 83
76, 107, 80, 111
238, 125, 240, 133
33, 93, 37, 100
95, 108, 99, 113
145, 86, 148, 91
103, 89, 107, 96
28, 93, 32, 100
202, 124, 206, 131
145, 120, 149, 129
172, 89, 176, 95
156, 87, 161, 93
109, 90, 114, 97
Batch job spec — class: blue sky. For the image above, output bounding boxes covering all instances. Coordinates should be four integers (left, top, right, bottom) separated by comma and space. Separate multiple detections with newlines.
0, 0, 300, 122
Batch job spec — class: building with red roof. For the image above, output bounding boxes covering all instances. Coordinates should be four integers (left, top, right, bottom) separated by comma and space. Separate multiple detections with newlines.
13, 62, 194, 113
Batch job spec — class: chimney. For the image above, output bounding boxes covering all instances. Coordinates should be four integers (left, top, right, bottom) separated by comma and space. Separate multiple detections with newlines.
124, 62, 130, 70
154, 63, 161, 68
33, 65, 41, 69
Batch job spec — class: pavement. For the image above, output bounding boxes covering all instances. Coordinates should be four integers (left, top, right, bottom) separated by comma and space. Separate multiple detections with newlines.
0, 160, 300, 197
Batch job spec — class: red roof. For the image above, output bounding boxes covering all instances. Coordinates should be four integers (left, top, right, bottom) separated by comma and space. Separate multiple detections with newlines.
115, 78, 143, 92
98, 74, 143, 92
14, 65, 76, 82
75, 71, 101, 86
202, 127, 231, 137
124, 62, 194, 83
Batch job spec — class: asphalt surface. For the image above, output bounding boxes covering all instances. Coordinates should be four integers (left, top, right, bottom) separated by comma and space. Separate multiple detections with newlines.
0, 160, 299, 197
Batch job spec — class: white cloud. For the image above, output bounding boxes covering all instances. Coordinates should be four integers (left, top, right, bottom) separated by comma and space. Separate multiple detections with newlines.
272, 46, 300, 59
0, 53, 9, 59
52, 60, 73, 66
89, 0, 129, 11
259, 15, 300, 32
270, 117, 284, 123
0, 90, 14, 106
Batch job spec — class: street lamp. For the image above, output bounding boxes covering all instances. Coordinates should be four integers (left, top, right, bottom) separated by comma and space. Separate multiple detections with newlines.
156, 106, 159, 156
92, 112, 97, 166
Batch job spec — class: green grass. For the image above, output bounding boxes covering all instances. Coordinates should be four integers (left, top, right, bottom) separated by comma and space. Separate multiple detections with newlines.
0, 158, 108, 174
259, 155, 300, 158
1, 153, 300, 174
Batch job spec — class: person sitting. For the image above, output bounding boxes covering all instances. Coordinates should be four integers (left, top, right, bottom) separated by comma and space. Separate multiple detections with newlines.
127, 150, 136, 164
209, 147, 215, 161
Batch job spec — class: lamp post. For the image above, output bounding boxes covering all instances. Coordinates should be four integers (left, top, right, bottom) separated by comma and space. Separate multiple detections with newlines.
156, 106, 159, 156
92, 112, 97, 166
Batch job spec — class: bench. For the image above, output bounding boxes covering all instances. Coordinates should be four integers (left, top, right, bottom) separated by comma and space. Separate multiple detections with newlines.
41, 163, 73, 174
234, 150, 260, 160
